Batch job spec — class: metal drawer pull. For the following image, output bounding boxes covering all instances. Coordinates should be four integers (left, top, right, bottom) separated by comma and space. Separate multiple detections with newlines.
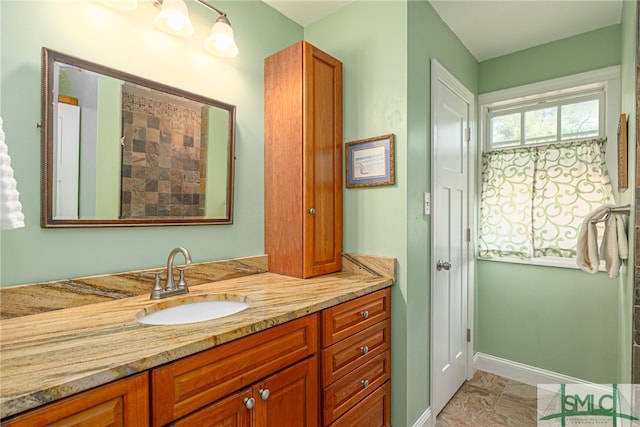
361, 310, 369, 319
361, 379, 370, 389
361, 346, 369, 355
309, 208, 316, 215
259, 388, 270, 400
244, 397, 255, 409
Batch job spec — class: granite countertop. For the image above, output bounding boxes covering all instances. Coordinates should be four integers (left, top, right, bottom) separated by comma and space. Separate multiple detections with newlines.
0, 254, 395, 419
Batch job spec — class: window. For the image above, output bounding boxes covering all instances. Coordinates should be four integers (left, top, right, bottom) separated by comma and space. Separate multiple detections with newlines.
488, 92, 604, 149
478, 73, 618, 267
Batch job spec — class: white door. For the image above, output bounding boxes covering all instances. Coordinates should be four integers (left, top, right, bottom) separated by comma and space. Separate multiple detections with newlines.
430, 59, 474, 416
54, 101, 81, 220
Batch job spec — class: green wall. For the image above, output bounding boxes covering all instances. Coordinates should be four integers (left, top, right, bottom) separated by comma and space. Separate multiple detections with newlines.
476, 25, 625, 383
479, 25, 621, 93
96, 76, 121, 219
0, 1, 301, 285
205, 106, 229, 218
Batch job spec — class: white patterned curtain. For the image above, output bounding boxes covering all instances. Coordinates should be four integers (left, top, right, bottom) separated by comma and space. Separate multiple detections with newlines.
479, 138, 614, 259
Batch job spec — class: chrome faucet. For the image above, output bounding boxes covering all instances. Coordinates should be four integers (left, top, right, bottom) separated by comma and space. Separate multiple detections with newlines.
143, 247, 193, 300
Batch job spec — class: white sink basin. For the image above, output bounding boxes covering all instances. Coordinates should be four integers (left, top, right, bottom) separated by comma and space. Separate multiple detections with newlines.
137, 295, 249, 325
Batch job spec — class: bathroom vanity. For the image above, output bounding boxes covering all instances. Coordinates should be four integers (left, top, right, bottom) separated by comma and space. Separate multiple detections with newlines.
0, 254, 393, 426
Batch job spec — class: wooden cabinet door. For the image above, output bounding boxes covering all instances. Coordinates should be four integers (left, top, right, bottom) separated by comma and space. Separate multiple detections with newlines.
301, 42, 343, 279
2, 373, 148, 427
169, 388, 252, 427
254, 356, 319, 427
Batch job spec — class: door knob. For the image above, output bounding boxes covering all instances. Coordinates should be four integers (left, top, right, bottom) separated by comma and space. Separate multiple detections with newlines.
308, 208, 316, 215
259, 388, 270, 400
244, 397, 255, 409
436, 260, 451, 271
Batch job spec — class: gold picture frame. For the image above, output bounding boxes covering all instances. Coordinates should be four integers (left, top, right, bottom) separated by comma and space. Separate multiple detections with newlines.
618, 113, 628, 191
345, 134, 395, 188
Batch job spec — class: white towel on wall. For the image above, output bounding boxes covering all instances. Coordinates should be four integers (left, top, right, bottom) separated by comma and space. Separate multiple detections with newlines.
576, 204, 609, 274
0, 116, 25, 230
576, 204, 628, 278
600, 211, 629, 278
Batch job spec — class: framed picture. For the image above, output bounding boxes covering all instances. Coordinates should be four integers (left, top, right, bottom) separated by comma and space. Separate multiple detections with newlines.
618, 113, 628, 191
345, 134, 395, 188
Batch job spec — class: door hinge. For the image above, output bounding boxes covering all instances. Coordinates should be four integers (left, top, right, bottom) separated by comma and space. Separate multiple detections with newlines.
466, 228, 471, 242
465, 127, 471, 142
467, 328, 471, 342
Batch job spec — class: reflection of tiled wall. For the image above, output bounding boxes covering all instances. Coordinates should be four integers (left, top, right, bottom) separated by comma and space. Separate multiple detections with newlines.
120, 87, 206, 218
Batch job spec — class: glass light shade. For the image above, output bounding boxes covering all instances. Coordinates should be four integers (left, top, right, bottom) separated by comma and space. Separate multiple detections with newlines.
153, 0, 194, 37
99, 0, 138, 11
204, 17, 239, 57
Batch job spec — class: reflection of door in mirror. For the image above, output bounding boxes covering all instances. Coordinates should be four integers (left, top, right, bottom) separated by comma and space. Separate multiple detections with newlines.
54, 95, 80, 220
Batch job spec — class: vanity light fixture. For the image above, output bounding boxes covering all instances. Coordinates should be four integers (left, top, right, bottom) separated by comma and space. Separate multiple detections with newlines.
152, 0, 239, 57
153, 0, 195, 37
204, 12, 238, 57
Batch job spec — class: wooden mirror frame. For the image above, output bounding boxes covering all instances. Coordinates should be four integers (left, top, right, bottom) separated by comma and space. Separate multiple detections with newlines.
41, 47, 236, 228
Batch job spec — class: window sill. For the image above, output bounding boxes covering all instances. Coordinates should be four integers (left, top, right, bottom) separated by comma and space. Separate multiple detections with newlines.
476, 254, 607, 272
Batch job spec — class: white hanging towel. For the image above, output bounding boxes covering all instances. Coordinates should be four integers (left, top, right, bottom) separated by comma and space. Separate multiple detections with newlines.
0, 116, 25, 230
600, 209, 628, 278
576, 204, 628, 278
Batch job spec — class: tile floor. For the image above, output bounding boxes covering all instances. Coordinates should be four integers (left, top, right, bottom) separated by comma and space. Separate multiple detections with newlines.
435, 370, 538, 427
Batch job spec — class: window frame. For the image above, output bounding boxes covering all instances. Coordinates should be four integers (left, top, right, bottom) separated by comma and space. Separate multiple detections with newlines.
477, 66, 621, 270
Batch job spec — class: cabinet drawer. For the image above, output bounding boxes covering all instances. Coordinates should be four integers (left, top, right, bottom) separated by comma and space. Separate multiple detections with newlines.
321, 288, 390, 347
321, 319, 390, 386
329, 380, 391, 427
151, 314, 318, 426
322, 350, 390, 424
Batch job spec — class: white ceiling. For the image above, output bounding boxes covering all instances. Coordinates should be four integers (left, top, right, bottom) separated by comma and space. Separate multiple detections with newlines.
262, 0, 352, 27
262, 0, 624, 61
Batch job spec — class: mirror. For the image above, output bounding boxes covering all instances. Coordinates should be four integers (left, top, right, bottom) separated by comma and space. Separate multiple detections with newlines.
41, 48, 236, 228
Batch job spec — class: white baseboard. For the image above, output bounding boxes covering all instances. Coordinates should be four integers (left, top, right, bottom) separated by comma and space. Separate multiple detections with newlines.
412, 407, 432, 427
474, 352, 590, 387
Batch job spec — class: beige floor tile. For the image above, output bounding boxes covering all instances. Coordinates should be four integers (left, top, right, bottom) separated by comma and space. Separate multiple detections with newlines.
436, 371, 538, 427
